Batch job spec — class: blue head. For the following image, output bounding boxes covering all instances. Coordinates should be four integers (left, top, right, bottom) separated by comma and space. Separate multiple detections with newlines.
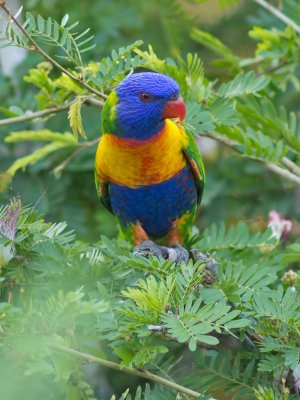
105, 72, 186, 140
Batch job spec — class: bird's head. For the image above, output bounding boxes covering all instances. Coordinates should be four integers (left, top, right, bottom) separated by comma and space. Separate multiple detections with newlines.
102, 72, 186, 140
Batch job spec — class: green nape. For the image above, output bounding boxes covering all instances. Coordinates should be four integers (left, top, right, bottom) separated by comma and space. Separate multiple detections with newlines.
101, 90, 119, 134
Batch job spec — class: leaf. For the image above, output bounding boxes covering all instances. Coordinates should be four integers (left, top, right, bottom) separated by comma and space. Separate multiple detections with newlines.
280, 243, 300, 264
14, 5, 23, 19
218, 71, 271, 98
218, 261, 278, 303
184, 102, 215, 133
191, 29, 239, 69
161, 295, 248, 351
195, 221, 277, 252
68, 96, 87, 140
6, 142, 72, 176
5, 130, 76, 144
258, 354, 286, 373
90, 40, 146, 87
209, 98, 239, 126
17, 13, 96, 66
61, 14, 69, 27
195, 350, 258, 399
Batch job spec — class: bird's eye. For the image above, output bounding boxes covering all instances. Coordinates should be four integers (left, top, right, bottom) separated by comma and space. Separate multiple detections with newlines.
170, 93, 179, 101
139, 93, 154, 102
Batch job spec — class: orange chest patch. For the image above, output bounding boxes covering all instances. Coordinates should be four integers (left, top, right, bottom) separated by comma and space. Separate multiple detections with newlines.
95, 119, 188, 188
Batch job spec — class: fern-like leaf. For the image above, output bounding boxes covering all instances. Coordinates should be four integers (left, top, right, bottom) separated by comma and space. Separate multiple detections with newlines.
194, 221, 277, 252
161, 295, 249, 350
68, 96, 87, 140
218, 71, 271, 98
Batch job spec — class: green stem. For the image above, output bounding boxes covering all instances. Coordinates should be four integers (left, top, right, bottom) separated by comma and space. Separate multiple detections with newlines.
253, 0, 300, 34
51, 344, 213, 399
0, 2, 107, 100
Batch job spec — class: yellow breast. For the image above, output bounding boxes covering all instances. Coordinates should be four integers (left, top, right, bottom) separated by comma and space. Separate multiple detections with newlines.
95, 119, 188, 188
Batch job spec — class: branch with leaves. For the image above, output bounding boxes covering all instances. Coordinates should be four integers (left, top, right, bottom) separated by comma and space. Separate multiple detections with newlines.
253, 0, 300, 34
202, 130, 300, 185
0, 201, 299, 399
0, 1, 299, 191
0, 1, 106, 99
52, 344, 211, 400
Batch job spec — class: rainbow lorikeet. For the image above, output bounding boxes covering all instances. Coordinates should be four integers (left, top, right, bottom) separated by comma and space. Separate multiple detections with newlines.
95, 72, 205, 263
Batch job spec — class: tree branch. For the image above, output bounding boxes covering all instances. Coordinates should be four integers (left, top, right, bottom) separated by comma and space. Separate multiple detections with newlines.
0, 98, 103, 128
0, 103, 71, 127
0, 2, 107, 100
51, 344, 213, 399
265, 162, 300, 185
201, 131, 300, 185
253, 0, 300, 34
282, 157, 300, 178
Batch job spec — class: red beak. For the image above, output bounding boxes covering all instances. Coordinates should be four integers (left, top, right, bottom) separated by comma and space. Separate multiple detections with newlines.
162, 97, 186, 123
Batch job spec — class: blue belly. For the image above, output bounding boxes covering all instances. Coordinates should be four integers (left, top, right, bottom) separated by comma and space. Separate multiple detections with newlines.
109, 166, 197, 238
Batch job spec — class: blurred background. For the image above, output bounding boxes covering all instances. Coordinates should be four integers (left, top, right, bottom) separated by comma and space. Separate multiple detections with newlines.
0, 0, 299, 241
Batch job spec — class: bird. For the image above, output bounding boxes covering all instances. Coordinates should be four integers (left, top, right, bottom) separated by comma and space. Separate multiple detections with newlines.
95, 72, 205, 263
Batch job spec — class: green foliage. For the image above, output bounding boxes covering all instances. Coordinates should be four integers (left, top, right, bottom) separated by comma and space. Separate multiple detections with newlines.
4, 9, 95, 66
4, 129, 77, 176
90, 41, 146, 87
193, 350, 259, 400
218, 71, 271, 98
162, 295, 249, 350
68, 96, 88, 140
194, 221, 277, 251
1, 1, 300, 399
191, 28, 240, 71
1, 199, 299, 399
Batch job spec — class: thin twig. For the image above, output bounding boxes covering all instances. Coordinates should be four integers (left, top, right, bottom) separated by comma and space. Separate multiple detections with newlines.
256, 58, 287, 77
253, 0, 300, 34
282, 157, 300, 178
0, 103, 71, 127
51, 344, 212, 399
0, 98, 103, 128
265, 162, 300, 185
201, 131, 300, 185
0, 2, 107, 100
202, 130, 237, 149
53, 138, 99, 177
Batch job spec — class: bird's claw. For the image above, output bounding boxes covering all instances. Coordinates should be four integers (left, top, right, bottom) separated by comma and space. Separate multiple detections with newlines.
169, 244, 190, 264
189, 249, 218, 275
133, 240, 169, 259
134, 241, 189, 264
134, 241, 218, 270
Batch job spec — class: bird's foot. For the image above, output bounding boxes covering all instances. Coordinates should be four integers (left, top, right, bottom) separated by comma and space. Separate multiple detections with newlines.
133, 240, 169, 259
133, 240, 189, 264
168, 244, 190, 264
189, 249, 218, 276
133, 241, 217, 270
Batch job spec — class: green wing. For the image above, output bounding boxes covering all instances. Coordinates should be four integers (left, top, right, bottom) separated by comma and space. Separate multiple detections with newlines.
182, 128, 205, 207
95, 178, 113, 214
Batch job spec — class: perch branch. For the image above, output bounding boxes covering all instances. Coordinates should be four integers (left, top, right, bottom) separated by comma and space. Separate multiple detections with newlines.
51, 344, 213, 399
